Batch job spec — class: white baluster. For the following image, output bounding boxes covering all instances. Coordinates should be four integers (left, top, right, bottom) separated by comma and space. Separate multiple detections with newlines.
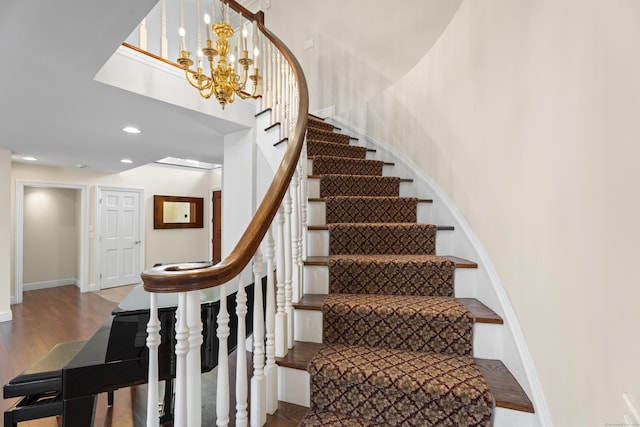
251, 249, 266, 426
235, 272, 249, 427
301, 141, 308, 262
264, 227, 278, 413
161, 0, 168, 59
187, 290, 203, 426
275, 207, 288, 357
217, 283, 230, 427
146, 293, 161, 427
290, 168, 300, 305
140, 18, 148, 51
296, 159, 305, 294
174, 293, 189, 427
283, 190, 294, 349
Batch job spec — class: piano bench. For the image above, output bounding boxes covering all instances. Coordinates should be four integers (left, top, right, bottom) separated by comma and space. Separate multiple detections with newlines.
3, 340, 86, 427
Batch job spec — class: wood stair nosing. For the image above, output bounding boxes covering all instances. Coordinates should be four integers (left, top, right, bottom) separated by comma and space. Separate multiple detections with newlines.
276, 341, 534, 414
304, 255, 477, 269
294, 294, 503, 325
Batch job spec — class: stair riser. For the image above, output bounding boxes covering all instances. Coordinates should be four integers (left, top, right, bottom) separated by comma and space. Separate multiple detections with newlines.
308, 159, 396, 176
308, 178, 412, 198
302, 265, 476, 298
277, 366, 311, 407
306, 228, 454, 258
293, 308, 501, 359
308, 199, 418, 225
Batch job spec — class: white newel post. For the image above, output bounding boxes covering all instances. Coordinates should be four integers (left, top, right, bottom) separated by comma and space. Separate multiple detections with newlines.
251, 249, 266, 426
275, 207, 288, 357
290, 168, 300, 305
216, 284, 230, 427
283, 190, 294, 349
186, 290, 203, 426
174, 293, 189, 427
264, 227, 278, 413
235, 273, 249, 427
146, 293, 161, 427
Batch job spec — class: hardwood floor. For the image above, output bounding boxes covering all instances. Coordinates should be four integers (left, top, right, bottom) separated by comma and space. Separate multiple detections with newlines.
1, 285, 306, 426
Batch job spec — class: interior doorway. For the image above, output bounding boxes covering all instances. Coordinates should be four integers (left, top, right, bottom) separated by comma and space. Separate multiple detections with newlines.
14, 181, 89, 305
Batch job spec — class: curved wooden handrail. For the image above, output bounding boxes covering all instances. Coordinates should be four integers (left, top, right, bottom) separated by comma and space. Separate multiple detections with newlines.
141, 2, 309, 293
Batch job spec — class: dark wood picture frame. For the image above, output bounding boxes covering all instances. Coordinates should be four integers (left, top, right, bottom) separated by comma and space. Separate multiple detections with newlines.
153, 195, 204, 229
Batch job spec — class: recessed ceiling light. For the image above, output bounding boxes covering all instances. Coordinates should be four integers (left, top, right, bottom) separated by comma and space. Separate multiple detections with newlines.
120, 158, 133, 164
22, 156, 37, 161
122, 126, 142, 134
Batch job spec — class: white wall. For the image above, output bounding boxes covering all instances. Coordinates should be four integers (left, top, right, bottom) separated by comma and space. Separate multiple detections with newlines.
265, 0, 640, 424
264, 0, 462, 115
23, 187, 79, 285
10, 162, 221, 295
341, 1, 640, 425
0, 150, 11, 321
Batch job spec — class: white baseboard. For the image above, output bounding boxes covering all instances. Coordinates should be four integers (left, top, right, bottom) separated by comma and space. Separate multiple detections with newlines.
86, 283, 98, 292
0, 310, 13, 322
23, 278, 79, 292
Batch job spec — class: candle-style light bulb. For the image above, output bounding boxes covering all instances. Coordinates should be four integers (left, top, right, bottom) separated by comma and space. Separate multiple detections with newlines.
254, 47, 260, 57
242, 24, 248, 51
179, 27, 186, 51
204, 13, 211, 40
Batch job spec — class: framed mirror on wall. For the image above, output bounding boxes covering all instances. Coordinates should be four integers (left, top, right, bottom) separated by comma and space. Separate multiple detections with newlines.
153, 195, 204, 229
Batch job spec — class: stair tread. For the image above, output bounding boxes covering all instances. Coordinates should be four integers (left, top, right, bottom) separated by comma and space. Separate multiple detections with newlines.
305, 255, 476, 268
277, 341, 533, 413
296, 294, 503, 324
475, 358, 535, 413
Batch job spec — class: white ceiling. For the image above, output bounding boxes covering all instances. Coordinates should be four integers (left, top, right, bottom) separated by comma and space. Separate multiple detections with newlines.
0, 0, 247, 172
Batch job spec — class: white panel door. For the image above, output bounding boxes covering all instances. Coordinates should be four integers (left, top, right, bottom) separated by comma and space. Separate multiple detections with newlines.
100, 189, 142, 289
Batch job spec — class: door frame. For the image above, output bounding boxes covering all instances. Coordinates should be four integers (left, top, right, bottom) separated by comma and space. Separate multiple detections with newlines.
95, 186, 144, 290
14, 181, 90, 304
210, 187, 222, 263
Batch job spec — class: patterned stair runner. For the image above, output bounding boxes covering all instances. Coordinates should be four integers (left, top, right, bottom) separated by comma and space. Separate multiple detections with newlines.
325, 196, 418, 223
299, 115, 494, 426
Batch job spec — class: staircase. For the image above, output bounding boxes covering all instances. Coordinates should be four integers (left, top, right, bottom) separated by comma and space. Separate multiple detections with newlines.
276, 115, 535, 426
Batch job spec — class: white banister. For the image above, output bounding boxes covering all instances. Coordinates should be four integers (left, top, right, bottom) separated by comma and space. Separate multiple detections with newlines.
300, 141, 308, 262
160, 0, 168, 59
264, 227, 278, 414
296, 160, 304, 297
275, 207, 288, 357
235, 273, 249, 427
216, 283, 230, 427
174, 293, 189, 427
146, 293, 161, 427
186, 290, 203, 426
250, 249, 266, 426
290, 168, 300, 305
139, 18, 148, 51
283, 189, 294, 349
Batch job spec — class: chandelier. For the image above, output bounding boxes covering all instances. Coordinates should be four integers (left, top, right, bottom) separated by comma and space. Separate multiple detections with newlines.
176, 0, 261, 109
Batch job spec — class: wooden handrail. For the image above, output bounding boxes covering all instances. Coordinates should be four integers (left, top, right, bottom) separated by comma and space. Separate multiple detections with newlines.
141, 2, 309, 293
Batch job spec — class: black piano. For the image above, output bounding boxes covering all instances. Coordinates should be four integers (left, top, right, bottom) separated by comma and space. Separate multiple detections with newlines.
4, 280, 261, 427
